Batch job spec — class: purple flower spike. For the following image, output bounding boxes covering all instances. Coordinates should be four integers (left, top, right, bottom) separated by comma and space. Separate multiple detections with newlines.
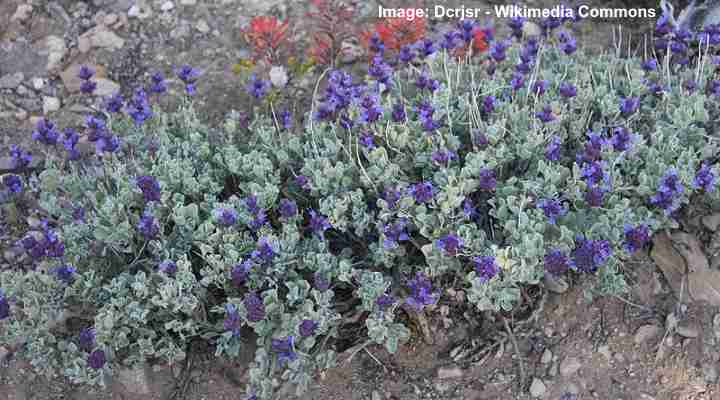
408, 181, 435, 204
271, 336, 297, 364
231, 259, 252, 287
223, 303, 242, 337
278, 198, 298, 220
78, 65, 95, 81
150, 71, 168, 94
53, 264, 77, 283
405, 271, 439, 311
87, 349, 106, 370
544, 248, 569, 276
472, 255, 499, 282
619, 96, 640, 115
158, 260, 177, 276
214, 207, 238, 227
535, 105, 555, 123
3, 175, 23, 193
176, 64, 201, 95
383, 218, 410, 249
623, 224, 650, 253
9, 145, 32, 169
137, 210, 160, 239
307, 209, 332, 239
136, 175, 161, 203
246, 73, 271, 99
545, 135, 561, 161
694, 162, 716, 192
478, 168, 497, 191
559, 82, 577, 98
537, 197, 567, 224
78, 327, 96, 351
435, 233, 464, 256
0, 290, 9, 320
569, 234, 612, 273
299, 319, 318, 337
244, 291, 265, 322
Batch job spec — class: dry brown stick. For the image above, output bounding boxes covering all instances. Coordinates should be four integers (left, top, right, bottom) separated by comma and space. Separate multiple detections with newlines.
502, 316, 526, 391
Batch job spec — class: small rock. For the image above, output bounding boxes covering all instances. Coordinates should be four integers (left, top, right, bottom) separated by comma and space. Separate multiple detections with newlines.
634, 324, 661, 344
371, 391, 381, 400
529, 378, 546, 398
639, 394, 656, 400
180, 0, 197, 4
703, 214, 720, 232
543, 274, 568, 293
196, 19, 210, 33
127, 5, 141, 17
676, 324, 699, 338
597, 345, 611, 361
541, 349, 552, 364
436, 366, 463, 379
703, 363, 718, 383
87, 27, 125, 50
0, 72, 25, 89
43, 35, 67, 71
714, 313, 720, 339
559, 356, 581, 377
42, 96, 60, 114
11, 4, 33, 22
117, 365, 151, 394
104, 13, 118, 25
15, 109, 28, 120
78, 36, 92, 53
160, 1, 174, 11
32, 77, 44, 90
94, 78, 120, 97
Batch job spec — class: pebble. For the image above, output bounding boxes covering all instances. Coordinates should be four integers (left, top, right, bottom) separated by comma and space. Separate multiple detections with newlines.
543, 274, 569, 294
597, 345, 611, 361
703, 363, 718, 383
702, 213, 720, 232
676, 324, 699, 338
42, 96, 60, 114
371, 391, 381, 400
523, 21, 542, 36
104, 13, 118, 25
161, 1, 175, 11
11, 4, 33, 22
196, 19, 210, 33
0, 72, 25, 89
436, 366, 463, 380
94, 78, 120, 97
32, 77, 44, 90
559, 356, 581, 377
541, 349, 552, 364
180, 0, 197, 4
634, 324, 661, 344
529, 378, 546, 398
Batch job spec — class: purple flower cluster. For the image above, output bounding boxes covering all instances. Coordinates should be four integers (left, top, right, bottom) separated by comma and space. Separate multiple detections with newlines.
136, 175, 161, 203
127, 87, 153, 125
0, 289, 9, 320
78, 65, 97, 94
368, 56, 393, 85
391, 102, 406, 123
619, 96, 639, 115
214, 206, 238, 227
62, 128, 81, 160
104, 92, 124, 113
32, 118, 61, 145
78, 327, 96, 351
244, 291, 265, 322
436, 233, 463, 256
137, 210, 160, 239
610, 127, 633, 152
231, 259, 252, 287
244, 194, 267, 230
556, 30, 577, 54
251, 236, 276, 264
357, 92, 383, 125
531, 79, 549, 96
9, 144, 32, 169
545, 135, 562, 161
405, 271, 439, 311
278, 198, 298, 220
375, 293, 396, 311
307, 209, 332, 239
298, 319, 318, 337
559, 82, 577, 98
19, 224, 65, 260
478, 168, 497, 191
271, 336, 297, 364
223, 303, 242, 337
87, 349, 106, 370
382, 185, 402, 209
490, 40, 510, 62
649, 168, 684, 216
383, 218, 410, 249
314, 70, 362, 121
359, 131, 375, 149
295, 175, 310, 190
576, 130, 608, 164
246, 73, 271, 99
2, 174, 22, 193
543, 248, 569, 276
416, 69, 439, 92
569, 235, 612, 273
472, 255, 499, 282
157, 259, 177, 276
53, 264, 77, 283
537, 197, 567, 224
507, 16, 525, 39
694, 162, 716, 192
431, 148, 457, 167
176, 64, 201, 95
482, 95, 496, 114
623, 224, 650, 253
415, 100, 442, 131
408, 181, 435, 203
149, 71, 168, 95
535, 105, 555, 123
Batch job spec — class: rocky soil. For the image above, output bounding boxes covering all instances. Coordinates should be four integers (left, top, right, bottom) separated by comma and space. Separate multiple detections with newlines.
2, 1, 719, 400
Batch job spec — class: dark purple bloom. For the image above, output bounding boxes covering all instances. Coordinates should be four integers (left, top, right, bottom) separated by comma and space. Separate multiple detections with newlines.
458, 19, 477, 42
32, 118, 61, 145
84, 115, 106, 142
559, 82, 577, 98
415, 38, 436, 58
441, 29, 462, 50
87, 349, 106, 370
473, 130, 489, 147
299, 319, 318, 337
383, 218, 410, 249
462, 197, 477, 219
655, 12, 673, 36
3, 174, 22, 193
405, 271, 439, 311
104, 92, 124, 113
509, 72, 525, 91
508, 15, 525, 38
157, 260, 177, 276
683, 79, 697, 93
415, 100, 441, 131
431, 148, 457, 167
223, 303, 242, 337
537, 197, 567, 224
9, 144, 32, 169
78, 327, 96, 351
535, 105, 555, 123
650, 168, 684, 215
544, 248, 569, 276
557, 30, 577, 54
127, 88, 153, 125
580, 160, 609, 186
80, 80, 97, 95
251, 236, 276, 264
368, 32, 385, 55
570, 234, 612, 273
176, 64, 201, 95
53, 264, 76, 283
623, 224, 650, 253
490, 40, 510, 62
482, 95, 496, 113
246, 74, 270, 99
149, 71, 168, 94
375, 293, 396, 310
231, 260, 252, 287
694, 162, 716, 192
278, 198, 298, 220
478, 168, 496, 191
137, 210, 160, 239
78, 65, 95, 81
271, 336, 296, 364
545, 135, 561, 161
136, 175, 161, 203
359, 131, 375, 149
339, 113, 354, 129
295, 175, 310, 190
368, 55, 393, 85
63, 128, 80, 160
708, 80, 720, 97
391, 102, 406, 123
0, 290, 9, 319
472, 255, 499, 282
531, 80, 549, 96
279, 109, 292, 130
436, 233, 463, 256
72, 205, 86, 223
610, 127, 633, 152
416, 69, 439, 92
214, 207, 238, 227
358, 93, 383, 124
619, 96, 640, 115
307, 209, 331, 239
576, 130, 608, 164
584, 184, 606, 207
382, 186, 402, 209
408, 181, 435, 203
96, 134, 120, 154
398, 44, 415, 63
244, 291, 265, 322
641, 58, 658, 71
313, 272, 330, 292
515, 61, 532, 75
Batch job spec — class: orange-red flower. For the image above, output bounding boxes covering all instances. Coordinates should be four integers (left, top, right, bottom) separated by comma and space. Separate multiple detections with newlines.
242, 16, 290, 62
472, 28, 488, 53
360, 11, 426, 53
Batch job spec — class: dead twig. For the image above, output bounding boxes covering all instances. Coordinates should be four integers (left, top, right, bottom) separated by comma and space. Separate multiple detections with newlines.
502, 316, 526, 391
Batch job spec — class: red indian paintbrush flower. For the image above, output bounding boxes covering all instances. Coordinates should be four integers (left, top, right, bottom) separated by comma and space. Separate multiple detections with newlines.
242, 16, 291, 62
360, 10, 426, 53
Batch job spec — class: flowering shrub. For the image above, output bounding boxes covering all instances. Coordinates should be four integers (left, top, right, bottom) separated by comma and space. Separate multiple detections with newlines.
2, 15, 720, 400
